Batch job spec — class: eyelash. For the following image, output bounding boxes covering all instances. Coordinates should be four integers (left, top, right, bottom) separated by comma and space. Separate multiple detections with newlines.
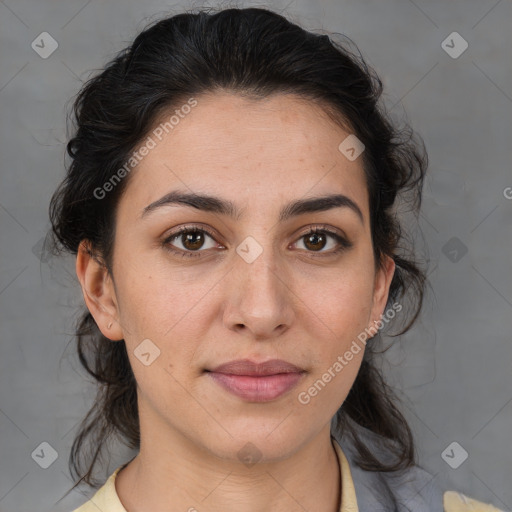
162, 224, 353, 259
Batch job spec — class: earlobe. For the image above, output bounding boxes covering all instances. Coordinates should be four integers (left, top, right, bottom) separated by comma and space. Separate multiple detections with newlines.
75, 240, 124, 341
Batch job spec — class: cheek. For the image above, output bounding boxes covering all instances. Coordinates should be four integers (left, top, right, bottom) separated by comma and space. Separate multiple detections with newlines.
299, 265, 374, 329
112, 258, 214, 381
112, 248, 205, 334
294, 267, 374, 393
295, 276, 370, 412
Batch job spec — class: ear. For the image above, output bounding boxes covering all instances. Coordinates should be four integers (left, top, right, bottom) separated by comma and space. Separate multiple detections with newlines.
75, 240, 124, 341
369, 254, 396, 326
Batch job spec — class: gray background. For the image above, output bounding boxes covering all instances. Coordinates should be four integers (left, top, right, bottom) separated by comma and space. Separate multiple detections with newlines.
0, 0, 511, 511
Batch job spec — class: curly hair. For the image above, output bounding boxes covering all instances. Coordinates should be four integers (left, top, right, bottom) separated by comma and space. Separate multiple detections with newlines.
48, 6, 429, 492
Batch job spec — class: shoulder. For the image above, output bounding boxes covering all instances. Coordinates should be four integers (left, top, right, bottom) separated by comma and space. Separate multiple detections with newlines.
70, 466, 127, 512
443, 491, 506, 512
333, 420, 505, 512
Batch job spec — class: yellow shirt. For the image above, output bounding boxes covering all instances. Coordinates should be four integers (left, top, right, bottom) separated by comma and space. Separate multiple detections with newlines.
71, 440, 504, 512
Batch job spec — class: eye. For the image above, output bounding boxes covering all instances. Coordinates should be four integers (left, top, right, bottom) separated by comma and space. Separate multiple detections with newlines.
162, 224, 353, 259
292, 226, 353, 255
162, 226, 222, 258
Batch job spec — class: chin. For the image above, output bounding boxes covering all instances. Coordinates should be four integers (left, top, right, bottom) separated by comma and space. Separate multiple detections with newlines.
201, 421, 307, 464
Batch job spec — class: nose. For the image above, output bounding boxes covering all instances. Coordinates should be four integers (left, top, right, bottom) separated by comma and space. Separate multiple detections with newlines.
222, 243, 295, 340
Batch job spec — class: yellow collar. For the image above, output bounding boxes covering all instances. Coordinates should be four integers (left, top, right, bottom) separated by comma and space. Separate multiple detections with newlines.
332, 436, 359, 511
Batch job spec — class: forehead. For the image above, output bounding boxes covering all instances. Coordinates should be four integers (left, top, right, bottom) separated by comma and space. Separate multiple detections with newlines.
119, 91, 369, 223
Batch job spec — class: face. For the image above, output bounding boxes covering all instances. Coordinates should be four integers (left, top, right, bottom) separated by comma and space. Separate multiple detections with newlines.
78, 91, 395, 463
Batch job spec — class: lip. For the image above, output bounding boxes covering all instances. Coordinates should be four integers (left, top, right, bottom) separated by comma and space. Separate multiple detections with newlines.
205, 359, 306, 402
208, 358, 304, 376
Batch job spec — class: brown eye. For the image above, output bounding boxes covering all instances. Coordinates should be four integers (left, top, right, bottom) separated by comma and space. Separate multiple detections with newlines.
163, 227, 220, 258
180, 230, 206, 250
303, 231, 328, 251
294, 227, 353, 255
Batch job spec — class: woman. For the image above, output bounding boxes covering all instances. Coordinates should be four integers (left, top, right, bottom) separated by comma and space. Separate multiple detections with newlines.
48, 7, 502, 512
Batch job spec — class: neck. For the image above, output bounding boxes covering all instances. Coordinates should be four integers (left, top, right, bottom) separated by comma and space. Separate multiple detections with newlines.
115, 421, 341, 512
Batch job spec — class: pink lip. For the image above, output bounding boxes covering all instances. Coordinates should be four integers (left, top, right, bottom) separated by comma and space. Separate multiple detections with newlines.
205, 359, 305, 402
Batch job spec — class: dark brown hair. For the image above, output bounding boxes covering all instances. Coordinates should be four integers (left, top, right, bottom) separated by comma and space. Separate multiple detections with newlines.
48, 6, 428, 493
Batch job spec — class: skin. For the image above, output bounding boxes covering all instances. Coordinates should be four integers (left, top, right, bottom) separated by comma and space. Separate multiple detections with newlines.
76, 91, 395, 512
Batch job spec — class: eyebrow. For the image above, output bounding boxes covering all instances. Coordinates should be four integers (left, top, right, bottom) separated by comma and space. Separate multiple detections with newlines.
141, 190, 364, 224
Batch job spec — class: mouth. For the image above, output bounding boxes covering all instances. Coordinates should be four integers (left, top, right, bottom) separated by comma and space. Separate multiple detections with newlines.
204, 359, 306, 402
